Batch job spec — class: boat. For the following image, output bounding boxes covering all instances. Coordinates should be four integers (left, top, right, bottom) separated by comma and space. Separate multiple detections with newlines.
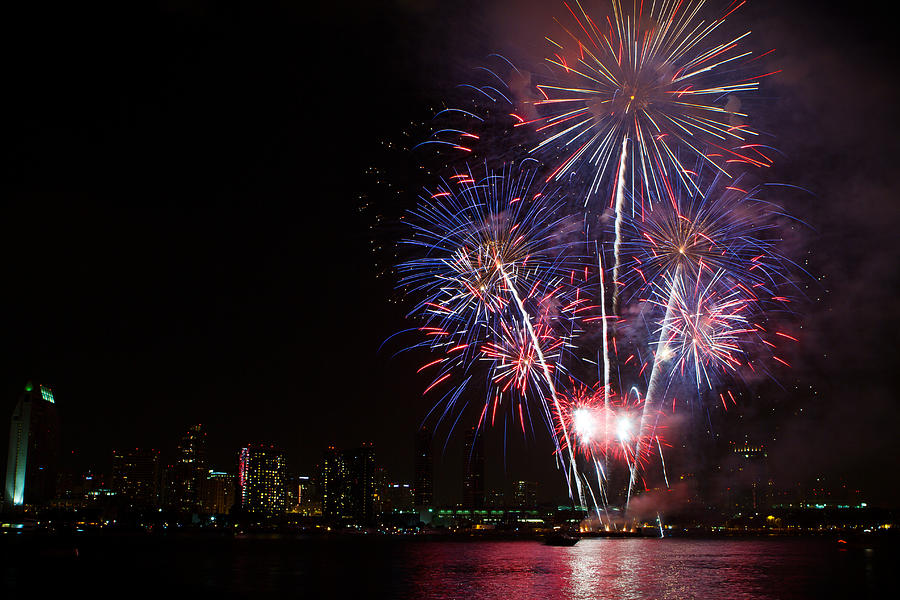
543, 532, 580, 546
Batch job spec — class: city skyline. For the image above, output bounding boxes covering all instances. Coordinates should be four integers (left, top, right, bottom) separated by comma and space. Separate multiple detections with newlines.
1, 379, 873, 516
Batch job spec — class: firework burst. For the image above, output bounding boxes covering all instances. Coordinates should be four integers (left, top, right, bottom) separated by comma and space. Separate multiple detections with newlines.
656, 269, 758, 388
399, 166, 594, 447
482, 316, 566, 398
399, 166, 581, 347
554, 382, 664, 469
621, 175, 793, 299
525, 0, 777, 206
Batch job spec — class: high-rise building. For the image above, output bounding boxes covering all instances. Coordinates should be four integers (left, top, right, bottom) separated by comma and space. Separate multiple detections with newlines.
386, 482, 414, 513
320, 444, 378, 525
292, 475, 321, 516
320, 445, 348, 522
486, 488, 505, 509
463, 427, 485, 509
344, 443, 377, 525
5, 381, 60, 506
111, 448, 160, 508
414, 427, 433, 508
239, 443, 286, 516
284, 472, 301, 509
201, 470, 237, 515
725, 438, 770, 513
513, 480, 538, 509
372, 466, 388, 516
166, 424, 208, 512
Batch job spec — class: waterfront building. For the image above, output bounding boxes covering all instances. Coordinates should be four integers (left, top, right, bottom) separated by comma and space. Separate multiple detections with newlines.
296, 475, 322, 516
201, 470, 237, 514
724, 437, 770, 514
5, 381, 60, 506
513, 481, 538, 509
386, 482, 414, 512
413, 426, 433, 508
345, 443, 377, 525
462, 427, 485, 509
111, 448, 160, 508
165, 424, 208, 512
320, 445, 348, 521
239, 443, 287, 516
320, 444, 378, 525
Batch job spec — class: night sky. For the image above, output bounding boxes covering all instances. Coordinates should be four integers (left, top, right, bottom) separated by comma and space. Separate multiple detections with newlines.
2, 1, 898, 505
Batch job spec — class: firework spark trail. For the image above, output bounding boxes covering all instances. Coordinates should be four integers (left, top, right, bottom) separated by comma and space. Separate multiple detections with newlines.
627, 263, 681, 509
593, 458, 611, 525
497, 264, 585, 502
657, 436, 670, 489
611, 137, 629, 315
606, 138, 628, 481
598, 252, 611, 465
554, 381, 665, 521
579, 463, 604, 520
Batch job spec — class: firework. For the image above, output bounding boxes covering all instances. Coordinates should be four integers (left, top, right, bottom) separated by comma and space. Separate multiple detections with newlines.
555, 383, 663, 468
662, 270, 759, 388
414, 54, 537, 165
399, 166, 581, 349
399, 165, 596, 497
622, 175, 799, 407
482, 315, 566, 399
621, 175, 793, 296
527, 0, 776, 207
553, 382, 611, 459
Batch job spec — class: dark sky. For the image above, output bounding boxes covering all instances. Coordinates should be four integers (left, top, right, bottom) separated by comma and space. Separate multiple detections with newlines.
2, 1, 898, 505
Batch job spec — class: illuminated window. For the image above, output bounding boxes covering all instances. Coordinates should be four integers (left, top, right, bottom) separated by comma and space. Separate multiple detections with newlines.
41, 386, 55, 404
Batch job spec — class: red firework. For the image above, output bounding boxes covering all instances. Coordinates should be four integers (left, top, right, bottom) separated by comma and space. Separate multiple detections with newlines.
553, 382, 665, 469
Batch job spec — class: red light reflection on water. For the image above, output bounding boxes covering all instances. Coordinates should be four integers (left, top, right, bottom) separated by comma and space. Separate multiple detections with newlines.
403, 538, 870, 599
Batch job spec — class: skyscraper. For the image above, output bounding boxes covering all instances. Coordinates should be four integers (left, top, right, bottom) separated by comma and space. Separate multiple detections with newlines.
725, 437, 771, 513
320, 445, 348, 522
463, 427, 485, 509
344, 443, 377, 525
166, 424, 208, 512
486, 488, 505, 508
320, 444, 378, 525
513, 480, 538, 509
292, 475, 321, 516
239, 443, 286, 516
414, 427, 433, 508
386, 482, 414, 513
111, 448, 160, 508
5, 381, 60, 506
201, 470, 237, 515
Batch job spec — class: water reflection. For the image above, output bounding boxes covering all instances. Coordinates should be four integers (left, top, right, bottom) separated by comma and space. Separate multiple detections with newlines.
402, 538, 883, 599
1, 534, 890, 598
